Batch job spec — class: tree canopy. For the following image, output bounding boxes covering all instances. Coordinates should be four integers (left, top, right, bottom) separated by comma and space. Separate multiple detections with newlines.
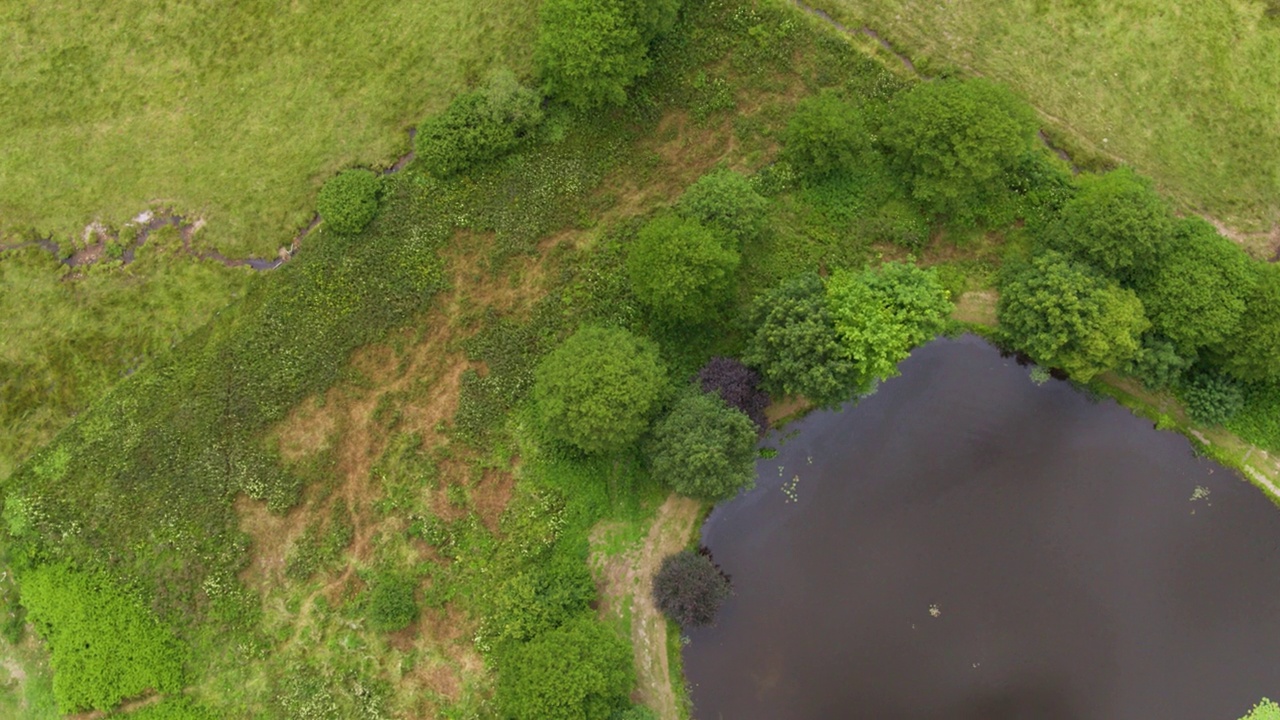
651, 390, 758, 501
627, 213, 739, 324
1044, 167, 1175, 285
652, 549, 731, 628
533, 326, 665, 454
783, 90, 872, 180
1218, 263, 1280, 384
880, 79, 1039, 222
415, 70, 544, 178
998, 251, 1149, 381
536, 0, 651, 110
495, 615, 634, 720
697, 356, 770, 432
677, 168, 770, 244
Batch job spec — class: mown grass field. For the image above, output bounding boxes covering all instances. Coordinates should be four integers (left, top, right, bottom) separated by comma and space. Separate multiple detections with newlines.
0, 0, 539, 257
811, 0, 1280, 233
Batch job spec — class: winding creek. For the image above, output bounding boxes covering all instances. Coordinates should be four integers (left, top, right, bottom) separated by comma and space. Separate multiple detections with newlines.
684, 335, 1280, 719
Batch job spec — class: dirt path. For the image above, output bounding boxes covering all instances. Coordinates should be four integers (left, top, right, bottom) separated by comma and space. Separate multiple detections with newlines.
597, 495, 702, 720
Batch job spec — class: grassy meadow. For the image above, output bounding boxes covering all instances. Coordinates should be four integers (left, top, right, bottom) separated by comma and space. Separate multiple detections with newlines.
811, 0, 1280, 234
0, 0, 539, 257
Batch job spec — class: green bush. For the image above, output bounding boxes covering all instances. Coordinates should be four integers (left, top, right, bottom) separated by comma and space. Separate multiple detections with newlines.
1123, 335, 1194, 391
677, 168, 769, 244
495, 615, 634, 720
415, 70, 544, 178
881, 79, 1039, 223
627, 213, 739, 324
20, 564, 184, 713
1043, 167, 1175, 286
536, 0, 651, 110
316, 168, 381, 235
651, 391, 757, 501
533, 326, 666, 454
1217, 263, 1280, 384
1181, 373, 1244, 427
652, 549, 731, 628
998, 251, 1149, 382
483, 542, 595, 647
366, 572, 419, 632
782, 90, 873, 180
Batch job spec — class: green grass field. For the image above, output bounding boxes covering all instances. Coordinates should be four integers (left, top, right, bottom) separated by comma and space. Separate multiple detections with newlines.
0, 0, 538, 256
811, 0, 1280, 232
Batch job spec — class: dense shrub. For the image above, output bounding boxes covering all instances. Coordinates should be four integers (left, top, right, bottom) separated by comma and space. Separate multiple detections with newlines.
880, 79, 1039, 223
415, 70, 544, 178
743, 273, 859, 406
21, 564, 184, 713
625, 0, 683, 43
626, 213, 739, 323
536, 0, 650, 110
783, 90, 872, 180
533, 326, 665, 454
1043, 167, 1174, 286
652, 549, 731, 628
1217, 263, 1280, 384
1182, 373, 1244, 426
998, 251, 1149, 382
1123, 335, 1194, 391
483, 543, 595, 647
651, 391, 758, 501
366, 572, 418, 632
495, 615, 634, 720
1141, 218, 1255, 354
677, 168, 770, 244
316, 168, 381, 235
697, 356, 769, 432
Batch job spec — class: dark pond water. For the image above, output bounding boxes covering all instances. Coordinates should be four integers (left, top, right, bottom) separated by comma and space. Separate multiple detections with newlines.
684, 335, 1280, 720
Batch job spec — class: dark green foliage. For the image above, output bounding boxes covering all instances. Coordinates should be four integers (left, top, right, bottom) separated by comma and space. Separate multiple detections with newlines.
536, 0, 650, 110
677, 168, 769, 244
1229, 383, 1280, 453
495, 615, 634, 720
998, 251, 1149, 381
415, 70, 544, 178
1218, 263, 1280, 384
783, 90, 872, 180
624, 0, 683, 42
1141, 218, 1255, 353
627, 213, 739, 323
20, 564, 184, 713
1124, 335, 1195, 391
533, 326, 666, 454
1044, 167, 1174, 285
880, 79, 1039, 223
365, 572, 419, 632
743, 273, 859, 406
1182, 373, 1245, 427
652, 549, 731, 628
316, 169, 381, 235
697, 356, 769, 432
651, 391, 758, 501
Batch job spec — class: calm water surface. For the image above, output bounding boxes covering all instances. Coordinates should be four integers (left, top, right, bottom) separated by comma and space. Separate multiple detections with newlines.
684, 336, 1280, 720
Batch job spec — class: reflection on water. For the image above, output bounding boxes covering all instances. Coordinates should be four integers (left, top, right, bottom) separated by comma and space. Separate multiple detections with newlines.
684, 335, 1280, 720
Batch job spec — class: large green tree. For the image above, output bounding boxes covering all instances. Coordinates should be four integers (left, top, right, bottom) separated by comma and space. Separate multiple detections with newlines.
536, 0, 650, 110
650, 391, 757, 501
1045, 167, 1175, 285
1140, 218, 1255, 354
627, 213, 739, 323
998, 251, 1149, 381
496, 616, 634, 720
533, 326, 665, 454
880, 79, 1039, 222
1218, 263, 1280, 383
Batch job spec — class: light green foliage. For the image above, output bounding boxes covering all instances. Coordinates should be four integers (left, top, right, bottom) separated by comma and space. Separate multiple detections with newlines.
1229, 383, 1280, 454
533, 326, 665, 454
483, 544, 595, 647
415, 70, 545, 178
316, 169, 381, 235
783, 90, 872, 180
365, 573, 419, 633
1219, 263, 1280, 384
495, 615, 634, 720
677, 169, 770, 244
651, 391, 758, 501
744, 273, 860, 406
1181, 373, 1244, 427
1045, 167, 1174, 285
1240, 698, 1280, 720
613, 706, 659, 720
536, 0, 650, 109
0, 0, 540, 256
880, 79, 1038, 223
998, 251, 1149, 382
112, 697, 217, 719
627, 213, 739, 323
1141, 218, 1254, 353
20, 564, 184, 713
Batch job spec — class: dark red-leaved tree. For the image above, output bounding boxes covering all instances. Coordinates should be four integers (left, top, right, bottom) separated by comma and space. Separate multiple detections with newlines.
652, 548, 732, 628
697, 356, 770, 433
